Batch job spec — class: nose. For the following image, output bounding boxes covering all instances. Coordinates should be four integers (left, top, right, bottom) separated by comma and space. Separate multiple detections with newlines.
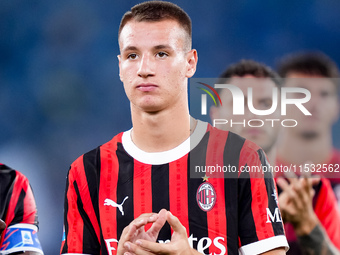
304, 92, 320, 115
137, 54, 155, 78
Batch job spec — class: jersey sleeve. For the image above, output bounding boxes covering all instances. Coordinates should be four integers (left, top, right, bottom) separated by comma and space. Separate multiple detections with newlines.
0, 170, 44, 254
60, 155, 101, 255
238, 143, 289, 254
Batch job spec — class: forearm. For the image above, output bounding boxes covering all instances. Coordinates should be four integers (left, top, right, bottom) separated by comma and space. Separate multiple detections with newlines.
297, 224, 340, 255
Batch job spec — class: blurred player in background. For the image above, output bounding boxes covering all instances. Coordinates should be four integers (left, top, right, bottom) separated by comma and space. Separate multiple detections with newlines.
60, 1, 288, 254
210, 59, 340, 254
277, 52, 340, 196
0, 163, 44, 254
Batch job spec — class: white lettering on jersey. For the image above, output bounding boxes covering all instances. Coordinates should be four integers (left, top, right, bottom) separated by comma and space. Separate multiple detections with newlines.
105, 238, 118, 255
266, 208, 282, 223
104, 196, 129, 216
160, 235, 226, 255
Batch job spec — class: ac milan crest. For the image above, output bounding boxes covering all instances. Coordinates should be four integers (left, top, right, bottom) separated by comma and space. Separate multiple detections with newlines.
196, 182, 216, 212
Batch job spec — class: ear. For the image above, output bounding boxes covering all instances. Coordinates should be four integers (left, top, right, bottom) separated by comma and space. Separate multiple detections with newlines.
117, 55, 123, 82
185, 49, 198, 78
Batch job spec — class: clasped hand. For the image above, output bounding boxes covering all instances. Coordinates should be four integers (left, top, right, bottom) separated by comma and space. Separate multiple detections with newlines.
117, 209, 200, 255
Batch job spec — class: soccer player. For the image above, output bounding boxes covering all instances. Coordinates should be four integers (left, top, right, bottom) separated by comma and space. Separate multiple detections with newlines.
0, 163, 44, 255
210, 59, 340, 254
60, 2, 288, 254
277, 52, 340, 191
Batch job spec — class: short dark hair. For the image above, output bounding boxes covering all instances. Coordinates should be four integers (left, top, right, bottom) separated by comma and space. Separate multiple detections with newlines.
118, 1, 192, 50
219, 59, 281, 87
277, 51, 339, 78
214, 60, 281, 107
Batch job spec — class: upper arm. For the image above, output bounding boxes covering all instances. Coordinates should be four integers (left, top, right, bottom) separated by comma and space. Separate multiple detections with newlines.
61, 156, 101, 254
238, 146, 288, 254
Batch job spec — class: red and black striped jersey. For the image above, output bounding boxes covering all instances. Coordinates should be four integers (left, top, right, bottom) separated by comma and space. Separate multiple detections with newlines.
0, 163, 43, 254
61, 120, 288, 255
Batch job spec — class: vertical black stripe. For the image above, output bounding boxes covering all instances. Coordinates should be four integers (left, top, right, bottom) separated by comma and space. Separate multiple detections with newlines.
62, 168, 70, 253
100, 233, 109, 255
151, 164, 171, 241
258, 149, 285, 236
224, 178, 239, 254
116, 143, 134, 239
83, 148, 101, 230
238, 169, 258, 246
0, 169, 16, 220
73, 182, 100, 253
223, 132, 245, 179
223, 132, 245, 253
188, 132, 209, 251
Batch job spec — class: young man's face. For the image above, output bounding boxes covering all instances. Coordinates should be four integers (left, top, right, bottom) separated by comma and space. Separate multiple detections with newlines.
284, 72, 339, 139
210, 75, 281, 154
118, 19, 197, 113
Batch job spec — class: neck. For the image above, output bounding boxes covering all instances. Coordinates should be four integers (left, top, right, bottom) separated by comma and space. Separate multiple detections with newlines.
130, 103, 196, 153
277, 129, 333, 164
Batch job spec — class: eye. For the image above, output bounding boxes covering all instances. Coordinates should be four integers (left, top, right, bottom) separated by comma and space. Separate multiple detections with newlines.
156, 51, 168, 58
260, 99, 273, 108
320, 90, 332, 98
127, 53, 138, 60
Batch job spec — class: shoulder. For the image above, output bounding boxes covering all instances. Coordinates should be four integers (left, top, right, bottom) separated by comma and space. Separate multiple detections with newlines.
0, 163, 30, 186
206, 123, 261, 152
68, 132, 124, 177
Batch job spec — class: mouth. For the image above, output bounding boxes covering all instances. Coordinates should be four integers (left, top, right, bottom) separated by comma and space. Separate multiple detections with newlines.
136, 83, 158, 92
244, 128, 263, 136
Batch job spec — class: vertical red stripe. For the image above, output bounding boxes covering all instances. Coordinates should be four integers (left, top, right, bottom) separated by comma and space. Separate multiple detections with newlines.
133, 160, 152, 230
205, 128, 228, 254
206, 179, 226, 254
99, 135, 121, 250
66, 160, 84, 252
74, 157, 100, 244
169, 155, 189, 234
22, 183, 37, 224
250, 177, 274, 240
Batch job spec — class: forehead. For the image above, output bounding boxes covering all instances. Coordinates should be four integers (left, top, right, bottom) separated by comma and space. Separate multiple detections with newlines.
228, 76, 276, 95
285, 72, 337, 92
119, 19, 186, 50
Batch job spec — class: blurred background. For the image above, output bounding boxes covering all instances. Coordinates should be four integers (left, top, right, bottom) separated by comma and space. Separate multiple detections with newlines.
1, 0, 340, 253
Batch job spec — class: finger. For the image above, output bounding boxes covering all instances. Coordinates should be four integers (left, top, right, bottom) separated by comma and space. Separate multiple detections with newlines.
166, 211, 187, 235
135, 239, 169, 254
310, 175, 321, 186
125, 241, 155, 255
128, 213, 159, 232
147, 209, 167, 237
284, 169, 298, 183
293, 178, 311, 208
301, 162, 312, 178
276, 177, 290, 191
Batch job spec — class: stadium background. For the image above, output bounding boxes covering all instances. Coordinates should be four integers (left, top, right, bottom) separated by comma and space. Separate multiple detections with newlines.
1, 0, 340, 253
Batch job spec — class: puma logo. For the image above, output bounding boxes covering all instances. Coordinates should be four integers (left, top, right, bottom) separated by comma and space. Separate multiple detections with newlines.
104, 196, 129, 216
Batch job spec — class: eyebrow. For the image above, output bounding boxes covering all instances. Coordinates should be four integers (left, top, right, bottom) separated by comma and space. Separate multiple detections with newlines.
121, 44, 173, 53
